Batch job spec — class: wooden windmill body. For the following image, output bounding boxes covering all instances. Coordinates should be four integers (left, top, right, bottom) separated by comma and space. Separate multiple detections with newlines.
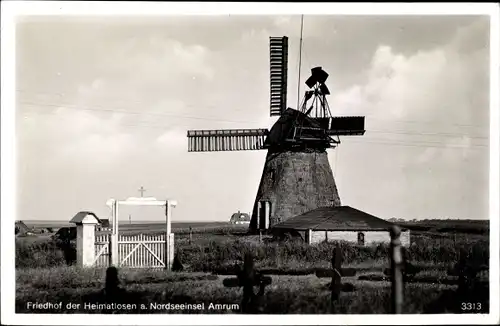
187, 34, 366, 233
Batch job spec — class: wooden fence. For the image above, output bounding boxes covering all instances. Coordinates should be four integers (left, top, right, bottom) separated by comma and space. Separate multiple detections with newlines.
94, 234, 111, 267
94, 233, 174, 269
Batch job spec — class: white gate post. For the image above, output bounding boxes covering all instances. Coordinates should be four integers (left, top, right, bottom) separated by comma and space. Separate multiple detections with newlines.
106, 196, 176, 269
71, 214, 99, 268
165, 200, 177, 270
111, 199, 119, 266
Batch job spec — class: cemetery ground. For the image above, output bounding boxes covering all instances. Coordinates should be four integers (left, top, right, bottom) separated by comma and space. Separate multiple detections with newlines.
15, 220, 490, 314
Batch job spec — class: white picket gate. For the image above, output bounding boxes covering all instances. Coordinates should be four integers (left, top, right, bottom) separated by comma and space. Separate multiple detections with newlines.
94, 233, 175, 269
94, 234, 111, 267
72, 197, 177, 269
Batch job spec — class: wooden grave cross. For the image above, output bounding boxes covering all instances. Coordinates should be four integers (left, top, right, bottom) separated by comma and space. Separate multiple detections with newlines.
315, 245, 356, 304
390, 225, 404, 314
223, 253, 272, 313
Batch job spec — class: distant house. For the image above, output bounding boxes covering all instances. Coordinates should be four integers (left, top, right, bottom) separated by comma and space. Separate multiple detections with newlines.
52, 227, 77, 242
32, 227, 52, 235
271, 206, 410, 247
69, 211, 110, 232
96, 218, 111, 232
52, 211, 104, 241
230, 211, 251, 225
15, 220, 34, 236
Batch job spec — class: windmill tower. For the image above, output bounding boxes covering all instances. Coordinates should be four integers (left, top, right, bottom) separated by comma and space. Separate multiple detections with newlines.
187, 34, 365, 233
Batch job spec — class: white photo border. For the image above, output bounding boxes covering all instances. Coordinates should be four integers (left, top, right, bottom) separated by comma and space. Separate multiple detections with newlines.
1, 1, 498, 325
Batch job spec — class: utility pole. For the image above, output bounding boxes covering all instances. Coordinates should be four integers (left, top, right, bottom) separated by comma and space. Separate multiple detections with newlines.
297, 14, 304, 111
129, 214, 131, 225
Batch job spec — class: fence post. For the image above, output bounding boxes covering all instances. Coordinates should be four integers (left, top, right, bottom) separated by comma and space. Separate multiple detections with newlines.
331, 245, 342, 304
189, 227, 192, 245
390, 225, 403, 314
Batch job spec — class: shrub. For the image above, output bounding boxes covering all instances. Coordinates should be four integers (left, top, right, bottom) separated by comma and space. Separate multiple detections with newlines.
174, 236, 489, 273
15, 231, 489, 272
15, 239, 73, 268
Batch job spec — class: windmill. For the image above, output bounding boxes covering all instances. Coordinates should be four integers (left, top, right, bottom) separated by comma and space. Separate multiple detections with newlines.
187, 33, 365, 233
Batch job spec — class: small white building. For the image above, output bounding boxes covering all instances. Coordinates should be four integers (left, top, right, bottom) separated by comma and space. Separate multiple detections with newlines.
272, 206, 410, 246
96, 218, 111, 232
229, 211, 251, 225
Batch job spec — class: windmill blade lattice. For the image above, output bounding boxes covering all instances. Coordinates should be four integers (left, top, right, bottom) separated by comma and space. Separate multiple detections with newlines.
187, 129, 269, 152
269, 36, 288, 117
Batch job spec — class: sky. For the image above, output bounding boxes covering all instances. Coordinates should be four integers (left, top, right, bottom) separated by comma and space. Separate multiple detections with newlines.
15, 14, 491, 222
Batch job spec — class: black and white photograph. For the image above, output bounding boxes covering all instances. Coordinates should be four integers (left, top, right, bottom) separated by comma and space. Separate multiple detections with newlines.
1, 2, 499, 325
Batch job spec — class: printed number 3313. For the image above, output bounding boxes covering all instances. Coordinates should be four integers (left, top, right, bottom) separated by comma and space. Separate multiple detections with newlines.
462, 302, 482, 311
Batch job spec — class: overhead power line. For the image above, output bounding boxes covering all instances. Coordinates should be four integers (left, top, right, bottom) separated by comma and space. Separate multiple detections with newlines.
20, 109, 489, 151
17, 88, 490, 129
19, 99, 490, 141
19, 100, 261, 125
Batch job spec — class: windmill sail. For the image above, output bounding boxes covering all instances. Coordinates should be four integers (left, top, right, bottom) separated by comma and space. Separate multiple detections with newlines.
313, 116, 365, 136
269, 36, 288, 117
184, 27, 368, 232
326, 116, 365, 136
187, 129, 269, 152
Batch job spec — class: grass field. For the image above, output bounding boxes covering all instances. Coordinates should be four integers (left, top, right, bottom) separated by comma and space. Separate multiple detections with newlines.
23, 220, 243, 232
15, 219, 490, 314
15, 265, 488, 314
22, 219, 490, 235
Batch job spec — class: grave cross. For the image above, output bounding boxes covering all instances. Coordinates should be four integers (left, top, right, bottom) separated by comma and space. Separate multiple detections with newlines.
138, 186, 146, 197
222, 253, 272, 313
390, 226, 404, 314
330, 246, 343, 303
315, 246, 356, 305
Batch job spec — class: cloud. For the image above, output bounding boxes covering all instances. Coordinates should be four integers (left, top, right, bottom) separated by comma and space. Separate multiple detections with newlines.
19, 105, 138, 168
328, 19, 489, 219
273, 16, 292, 28
77, 78, 106, 95
17, 23, 220, 168
18, 21, 217, 113
330, 18, 488, 130
111, 36, 215, 85
155, 128, 187, 152
331, 45, 449, 120
15, 16, 490, 222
